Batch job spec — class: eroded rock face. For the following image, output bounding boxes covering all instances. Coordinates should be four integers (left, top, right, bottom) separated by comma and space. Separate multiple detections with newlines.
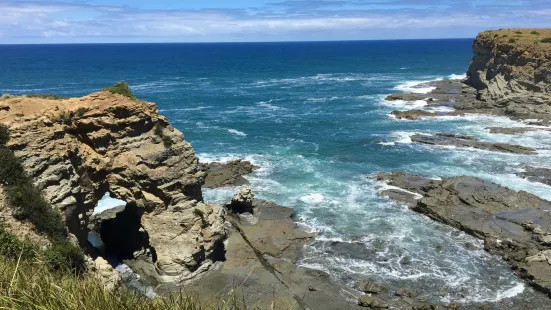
466, 29, 551, 100
0, 91, 226, 284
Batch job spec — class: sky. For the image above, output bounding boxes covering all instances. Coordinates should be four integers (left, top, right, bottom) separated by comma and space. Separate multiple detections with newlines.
1, 0, 550, 43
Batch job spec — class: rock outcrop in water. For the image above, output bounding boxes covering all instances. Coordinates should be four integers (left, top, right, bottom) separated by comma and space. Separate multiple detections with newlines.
377, 172, 551, 297
410, 133, 537, 154
0, 89, 226, 284
200, 159, 256, 188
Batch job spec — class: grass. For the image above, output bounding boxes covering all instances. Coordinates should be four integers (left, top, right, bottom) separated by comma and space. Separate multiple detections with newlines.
0, 124, 84, 272
508, 38, 517, 43
102, 82, 137, 100
0, 256, 229, 309
531, 31, 540, 35
541, 38, 551, 43
26, 94, 64, 100
0, 249, 289, 310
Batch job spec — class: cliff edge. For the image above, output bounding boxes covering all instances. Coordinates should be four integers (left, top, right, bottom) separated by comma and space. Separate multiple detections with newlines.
466, 28, 551, 99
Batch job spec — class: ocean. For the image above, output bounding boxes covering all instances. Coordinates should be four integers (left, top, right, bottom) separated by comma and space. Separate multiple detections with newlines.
2, 40, 550, 305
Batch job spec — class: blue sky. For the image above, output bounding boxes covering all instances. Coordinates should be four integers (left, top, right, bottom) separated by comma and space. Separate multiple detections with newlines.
1, 0, 550, 43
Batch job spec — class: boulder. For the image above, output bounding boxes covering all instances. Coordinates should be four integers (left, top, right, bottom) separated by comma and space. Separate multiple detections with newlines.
358, 295, 388, 308
88, 256, 122, 291
356, 280, 386, 294
229, 188, 255, 214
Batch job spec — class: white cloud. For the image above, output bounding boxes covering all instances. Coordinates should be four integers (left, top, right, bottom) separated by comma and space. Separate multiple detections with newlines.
0, 1, 549, 43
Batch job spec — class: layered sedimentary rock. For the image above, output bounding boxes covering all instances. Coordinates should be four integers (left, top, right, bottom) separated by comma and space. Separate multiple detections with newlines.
466, 29, 551, 100
0, 91, 226, 284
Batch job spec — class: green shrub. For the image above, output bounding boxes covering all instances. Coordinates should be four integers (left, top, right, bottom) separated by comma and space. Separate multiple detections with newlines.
26, 94, 65, 100
508, 38, 516, 43
15, 113, 24, 118
58, 111, 72, 125
0, 126, 84, 272
162, 135, 173, 148
76, 107, 90, 117
154, 123, 164, 137
102, 82, 136, 100
515, 31, 522, 34
531, 31, 540, 35
541, 38, 551, 43
0, 226, 37, 261
0, 125, 8, 146
502, 34, 508, 37
4, 183, 67, 240
193, 208, 205, 218
43, 240, 85, 272
0, 148, 27, 186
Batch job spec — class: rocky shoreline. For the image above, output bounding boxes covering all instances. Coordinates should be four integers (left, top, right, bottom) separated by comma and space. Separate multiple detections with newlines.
377, 29, 551, 307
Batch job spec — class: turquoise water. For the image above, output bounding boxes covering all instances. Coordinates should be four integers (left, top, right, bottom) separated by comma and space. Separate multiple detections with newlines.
2, 41, 551, 305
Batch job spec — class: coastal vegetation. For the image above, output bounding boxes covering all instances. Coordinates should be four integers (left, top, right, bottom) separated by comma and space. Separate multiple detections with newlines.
25, 94, 65, 100
103, 82, 137, 100
0, 255, 251, 309
0, 124, 84, 272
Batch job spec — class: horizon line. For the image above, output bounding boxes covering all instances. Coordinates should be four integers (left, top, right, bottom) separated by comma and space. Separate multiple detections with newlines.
0, 37, 475, 46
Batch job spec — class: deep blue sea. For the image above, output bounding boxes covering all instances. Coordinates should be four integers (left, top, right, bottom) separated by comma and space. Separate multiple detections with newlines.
2, 40, 551, 305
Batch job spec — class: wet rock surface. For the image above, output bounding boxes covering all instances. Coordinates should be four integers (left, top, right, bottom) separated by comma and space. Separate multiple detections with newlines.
517, 166, 551, 186
391, 110, 439, 120
376, 172, 551, 299
200, 160, 256, 188
410, 133, 537, 154
486, 127, 551, 135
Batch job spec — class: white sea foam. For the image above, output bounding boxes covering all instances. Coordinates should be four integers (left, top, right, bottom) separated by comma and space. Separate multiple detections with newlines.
448, 73, 467, 80
378, 183, 423, 200
381, 99, 428, 110
227, 129, 247, 137
300, 193, 325, 204
394, 79, 441, 94
257, 100, 282, 110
